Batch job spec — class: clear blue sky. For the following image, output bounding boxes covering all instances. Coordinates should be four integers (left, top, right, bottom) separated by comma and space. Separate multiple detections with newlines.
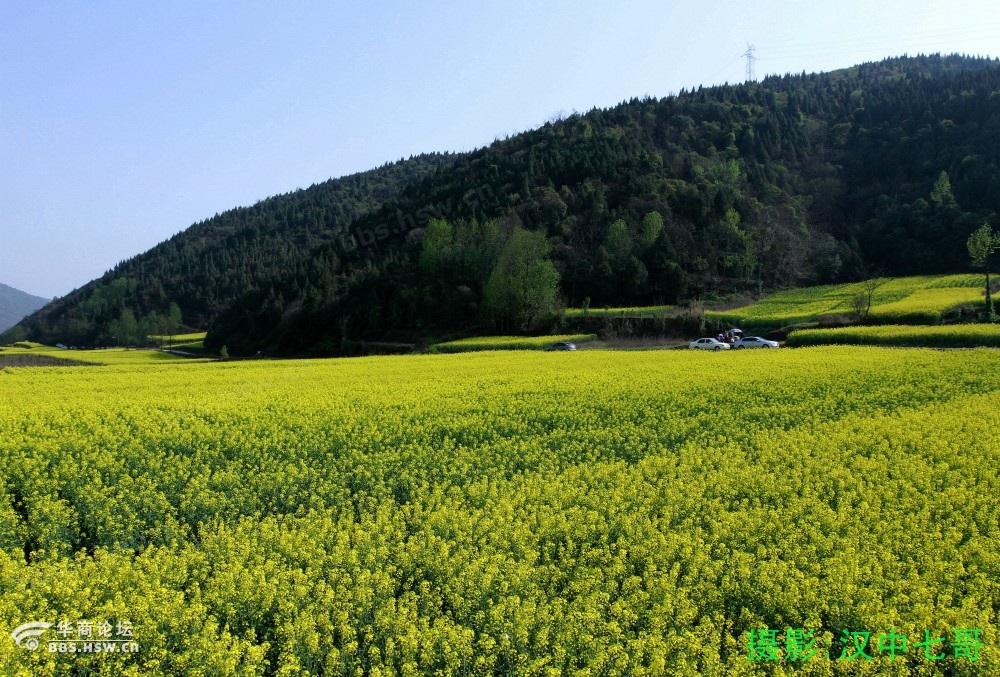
2, 0, 998, 299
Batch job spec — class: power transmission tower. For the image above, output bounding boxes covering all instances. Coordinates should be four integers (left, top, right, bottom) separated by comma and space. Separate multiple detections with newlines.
743, 43, 757, 82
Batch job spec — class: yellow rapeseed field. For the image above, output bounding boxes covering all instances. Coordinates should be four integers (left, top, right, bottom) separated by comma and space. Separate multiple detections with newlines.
787, 323, 1000, 347
1, 348, 997, 675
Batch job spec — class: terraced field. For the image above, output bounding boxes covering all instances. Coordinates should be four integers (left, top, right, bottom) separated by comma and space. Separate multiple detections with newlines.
564, 305, 674, 319
787, 323, 1000, 348
429, 334, 597, 352
706, 274, 986, 326
0, 344, 209, 366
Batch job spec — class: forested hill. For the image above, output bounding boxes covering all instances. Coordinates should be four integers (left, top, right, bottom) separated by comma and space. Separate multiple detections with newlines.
206, 54, 1000, 356
10, 153, 459, 346
9, 54, 1000, 354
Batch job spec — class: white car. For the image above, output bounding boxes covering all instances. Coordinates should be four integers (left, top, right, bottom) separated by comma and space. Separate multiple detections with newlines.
689, 338, 730, 351
734, 336, 779, 349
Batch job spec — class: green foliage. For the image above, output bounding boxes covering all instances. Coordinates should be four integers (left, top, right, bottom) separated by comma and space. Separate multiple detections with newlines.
639, 211, 664, 248
418, 218, 454, 276
604, 218, 631, 263
968, 223, 998, 268
967, 222, 997, 319
482, 228, 561, 331
166, 302, 183, 340
1, 325, 27, 344
930, 170, 956, 206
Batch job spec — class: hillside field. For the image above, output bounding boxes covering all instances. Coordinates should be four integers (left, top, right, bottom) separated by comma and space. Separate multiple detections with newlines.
429, 334, 598, 353
563, 306, 674, 319
151, 332, 209, 353
787, 323, 1000, 348
706, 274, 987, 327
0, 344, 210, 366
1, 348, 997, 675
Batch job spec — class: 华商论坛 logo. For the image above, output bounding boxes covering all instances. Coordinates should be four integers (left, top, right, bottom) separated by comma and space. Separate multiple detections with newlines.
11, 621, 53, 651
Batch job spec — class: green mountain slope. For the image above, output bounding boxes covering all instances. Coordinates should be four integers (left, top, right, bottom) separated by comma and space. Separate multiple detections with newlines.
207, 54, 1000, 355
10, 153, 459, 346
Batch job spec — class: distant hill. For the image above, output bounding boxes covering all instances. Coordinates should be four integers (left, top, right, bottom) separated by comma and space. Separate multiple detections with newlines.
9, 153, 459, 346
8, 54, 1000, 355
0, 283, 49, 333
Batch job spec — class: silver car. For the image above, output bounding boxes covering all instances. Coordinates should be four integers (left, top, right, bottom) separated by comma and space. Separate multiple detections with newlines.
689, 338, 730, 351
545, 341, 577, 351
734, 336, 779, 349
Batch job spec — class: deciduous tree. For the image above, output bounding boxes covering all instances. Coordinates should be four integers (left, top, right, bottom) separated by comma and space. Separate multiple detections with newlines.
482, 228, 560, 331
967, 223, 997, 320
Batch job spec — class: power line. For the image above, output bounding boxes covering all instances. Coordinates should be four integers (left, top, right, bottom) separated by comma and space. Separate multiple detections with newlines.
755, 22, 1000, 71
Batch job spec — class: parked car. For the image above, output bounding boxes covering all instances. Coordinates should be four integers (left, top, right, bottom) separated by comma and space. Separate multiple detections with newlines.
689, 338, 730, 351
734, 336, 779, 349
545, 341, 576, 351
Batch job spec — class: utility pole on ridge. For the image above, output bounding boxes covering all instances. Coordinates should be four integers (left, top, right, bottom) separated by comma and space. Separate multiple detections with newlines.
743, 43, 757, 82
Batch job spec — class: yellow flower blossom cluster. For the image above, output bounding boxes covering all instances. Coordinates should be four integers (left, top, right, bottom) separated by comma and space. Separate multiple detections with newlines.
0, 347, 997, 674
430, 334, 596, 352
788, 323, 1000, 347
